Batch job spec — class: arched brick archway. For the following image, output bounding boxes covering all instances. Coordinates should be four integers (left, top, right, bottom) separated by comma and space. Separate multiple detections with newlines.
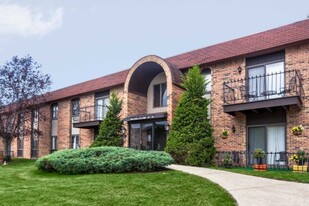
124, 55, 181, 121
122, 55, 183, 148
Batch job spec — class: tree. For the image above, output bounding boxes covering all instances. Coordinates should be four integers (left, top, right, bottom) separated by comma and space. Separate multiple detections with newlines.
90, 92, 123, 147
0, 55, 51, 158
165, 65, 216, 166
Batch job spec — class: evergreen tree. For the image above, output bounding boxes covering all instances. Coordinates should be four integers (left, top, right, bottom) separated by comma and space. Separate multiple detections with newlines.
91, 92, 123, 147
165, 65, 216, 166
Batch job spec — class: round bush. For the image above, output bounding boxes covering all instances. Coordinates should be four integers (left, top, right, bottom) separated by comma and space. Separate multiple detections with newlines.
36, 147, 174, 174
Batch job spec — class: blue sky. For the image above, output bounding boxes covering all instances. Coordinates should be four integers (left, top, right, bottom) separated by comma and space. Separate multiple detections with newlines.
0, 0, 308, 90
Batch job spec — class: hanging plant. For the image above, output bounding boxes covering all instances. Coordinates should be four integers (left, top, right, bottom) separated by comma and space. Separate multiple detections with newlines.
291, 125, 304, 135
221, 130, 229, 139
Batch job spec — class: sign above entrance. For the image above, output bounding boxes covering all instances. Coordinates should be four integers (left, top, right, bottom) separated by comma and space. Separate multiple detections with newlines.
123, 112, 167, 122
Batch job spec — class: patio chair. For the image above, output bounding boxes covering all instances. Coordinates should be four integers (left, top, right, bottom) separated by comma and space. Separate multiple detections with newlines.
239, 85, 257, 101
223, 86, 235, 104
279, 76, 296, 96
275, 151, 288, 168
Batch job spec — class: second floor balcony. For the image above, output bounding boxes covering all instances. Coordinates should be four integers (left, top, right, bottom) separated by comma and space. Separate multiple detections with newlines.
73, 105, 108, 128
223, 70, 304, 115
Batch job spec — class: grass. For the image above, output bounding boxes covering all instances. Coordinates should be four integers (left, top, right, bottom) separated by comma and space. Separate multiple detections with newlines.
0, 159, 236, 206
215, 167, 309, 183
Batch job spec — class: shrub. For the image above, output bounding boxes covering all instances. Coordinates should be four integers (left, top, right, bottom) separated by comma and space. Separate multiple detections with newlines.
91, 92, 123, 147
165, 65, 216, 166
36, 147, 174, 175
223, 153, 232, 168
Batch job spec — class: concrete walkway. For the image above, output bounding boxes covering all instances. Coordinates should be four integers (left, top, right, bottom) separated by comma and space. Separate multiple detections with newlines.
167, 164, 309, 206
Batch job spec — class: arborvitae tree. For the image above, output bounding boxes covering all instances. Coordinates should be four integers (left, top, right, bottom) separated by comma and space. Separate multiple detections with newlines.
90, 92, 123, 147
165, 65, 216, 166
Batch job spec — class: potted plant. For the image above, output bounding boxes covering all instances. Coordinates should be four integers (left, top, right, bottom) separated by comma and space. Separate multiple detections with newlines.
290, 150, 308, 172
221, 130, 229, 139
291, 125, 304, 135
223, 153, 232, 168
253, 148, 267, 171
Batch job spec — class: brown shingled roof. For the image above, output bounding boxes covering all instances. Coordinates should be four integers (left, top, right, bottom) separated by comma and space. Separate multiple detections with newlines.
165, 19, 309, 69
47, 19, 309, 102
46, 69, 129, 102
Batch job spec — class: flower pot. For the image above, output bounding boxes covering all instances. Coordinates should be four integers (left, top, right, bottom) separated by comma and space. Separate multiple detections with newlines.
254, 164, 267, 171
292, 131, 302, 135
292, 165, 308, 172
221, 135, 228, 139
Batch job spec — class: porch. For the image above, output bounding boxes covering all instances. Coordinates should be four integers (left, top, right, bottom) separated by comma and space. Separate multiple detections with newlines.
73, 105, 108, 128
223, 70, 303, 115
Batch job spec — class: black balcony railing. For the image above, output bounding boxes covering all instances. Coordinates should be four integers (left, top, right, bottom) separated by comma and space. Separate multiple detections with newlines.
223, 70, 303, 105
216, 151, 309, 170
73, 105, 108, 123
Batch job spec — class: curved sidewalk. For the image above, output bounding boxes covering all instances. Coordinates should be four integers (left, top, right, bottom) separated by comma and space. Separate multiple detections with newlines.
167, 164, 309, 206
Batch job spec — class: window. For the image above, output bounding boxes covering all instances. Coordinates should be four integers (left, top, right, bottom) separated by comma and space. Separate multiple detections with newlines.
247, 51, 285, 101
33, 110, 39, 122
17, 136, 23, 157
71, 135, 79, 149
51, 136, 57, 151
153, 83, 167, 107
95, 96, 109, 120
31, 110, 39, 158
72, 99, 80, 117
51, 104, 58, 119
31, 130, 38, 158
202, 69, 212, 119
17, 114, 24, 157
202, 69, 211, 94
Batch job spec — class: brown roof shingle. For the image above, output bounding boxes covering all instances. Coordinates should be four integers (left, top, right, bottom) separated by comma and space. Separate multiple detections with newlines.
165, 19, 309, 69
46, 69, 129, 102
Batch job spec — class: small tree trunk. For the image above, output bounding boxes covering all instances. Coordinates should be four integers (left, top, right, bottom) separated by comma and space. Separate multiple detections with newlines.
3, 135, 12, 157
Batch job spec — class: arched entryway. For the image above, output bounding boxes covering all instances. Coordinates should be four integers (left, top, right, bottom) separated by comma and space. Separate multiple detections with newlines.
123, 55, 182, 150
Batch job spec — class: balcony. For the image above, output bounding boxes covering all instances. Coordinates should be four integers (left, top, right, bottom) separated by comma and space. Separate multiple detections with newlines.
223, 70, 303, 115
73, 105, 107, 128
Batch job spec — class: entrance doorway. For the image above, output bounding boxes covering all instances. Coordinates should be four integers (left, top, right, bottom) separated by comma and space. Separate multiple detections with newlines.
248, 125, 285, 165
129, 120, 167, 151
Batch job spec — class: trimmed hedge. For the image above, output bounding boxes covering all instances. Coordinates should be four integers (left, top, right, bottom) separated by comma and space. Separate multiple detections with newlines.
36, 147, 174, 174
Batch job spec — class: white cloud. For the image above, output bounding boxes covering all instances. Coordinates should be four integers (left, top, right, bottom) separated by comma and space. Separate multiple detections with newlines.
0, 4, 63, 37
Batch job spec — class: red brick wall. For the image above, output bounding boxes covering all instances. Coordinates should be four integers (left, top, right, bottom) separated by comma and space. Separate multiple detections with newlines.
22, 113, 32, 158
127, 92, 147, 116
169, 84, 185, 124
286, 43, 309, 153
58, 100, 71, 150
38, 105, 51, 157
210, 58, 247, 151
79, 94, 94, 148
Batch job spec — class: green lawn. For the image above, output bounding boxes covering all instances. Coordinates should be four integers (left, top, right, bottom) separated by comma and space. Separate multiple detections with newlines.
0, 159, 236, 206
215, 167, 309, 183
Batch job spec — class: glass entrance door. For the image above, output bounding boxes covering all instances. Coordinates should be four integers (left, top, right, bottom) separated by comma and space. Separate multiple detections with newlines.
129, 120, 167, 151
154, 121, 167, 151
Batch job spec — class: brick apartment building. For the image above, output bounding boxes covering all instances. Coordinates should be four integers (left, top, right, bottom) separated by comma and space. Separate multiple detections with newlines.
1, 19, 309, 164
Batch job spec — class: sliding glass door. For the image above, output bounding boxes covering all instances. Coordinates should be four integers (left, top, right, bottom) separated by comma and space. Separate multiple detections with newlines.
248, 62, 284, 100
248, 125, 285, 164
